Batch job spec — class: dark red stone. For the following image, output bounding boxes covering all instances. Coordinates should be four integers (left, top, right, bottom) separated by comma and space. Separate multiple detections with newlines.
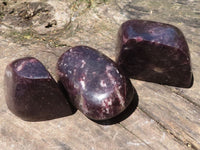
116, 19, 193, 88
4, 57, 73, 121
57, 46, 134, 120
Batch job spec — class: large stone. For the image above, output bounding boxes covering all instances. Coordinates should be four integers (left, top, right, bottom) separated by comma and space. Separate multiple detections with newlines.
57, 46, 134, 120
4, 57, 73, 121
116, 19, 193, 88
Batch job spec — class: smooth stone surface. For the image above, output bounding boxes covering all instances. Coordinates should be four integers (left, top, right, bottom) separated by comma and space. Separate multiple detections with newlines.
116, 19, 193, 88
57, 46, 134, 120
4, 57, 73, 121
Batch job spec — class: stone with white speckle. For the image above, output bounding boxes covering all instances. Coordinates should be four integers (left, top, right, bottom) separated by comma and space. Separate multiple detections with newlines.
116, 19, 193, 88
57, 46, 134, 120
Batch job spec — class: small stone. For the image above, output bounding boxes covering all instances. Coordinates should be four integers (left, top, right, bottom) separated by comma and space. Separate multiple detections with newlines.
116, 20, 193, 88
57, 46, 134, 120
4, 57, 73, 121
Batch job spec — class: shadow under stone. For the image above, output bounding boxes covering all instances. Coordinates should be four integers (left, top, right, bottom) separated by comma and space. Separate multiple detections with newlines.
58, 81, 77, 115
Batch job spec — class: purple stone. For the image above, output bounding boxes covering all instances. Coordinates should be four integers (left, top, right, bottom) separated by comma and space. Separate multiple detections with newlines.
116, 20, 193, 88
4, 57, 73, 121
57, 46, 134, 120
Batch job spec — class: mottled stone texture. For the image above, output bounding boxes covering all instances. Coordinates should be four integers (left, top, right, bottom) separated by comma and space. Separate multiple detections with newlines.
4, 57, 73, 121
116, 20, 193, 88
57, 46, 134, 120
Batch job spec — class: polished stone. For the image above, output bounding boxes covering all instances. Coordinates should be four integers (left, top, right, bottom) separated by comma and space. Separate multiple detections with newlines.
116, 19, 193, 88
4, 57, 73, 121
57, 46, 134, 120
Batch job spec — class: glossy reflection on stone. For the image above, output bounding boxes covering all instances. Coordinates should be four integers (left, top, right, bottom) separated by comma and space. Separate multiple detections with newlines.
4, 57, 73, 121
57, 46, 134, 120
116, 19, 193, 88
